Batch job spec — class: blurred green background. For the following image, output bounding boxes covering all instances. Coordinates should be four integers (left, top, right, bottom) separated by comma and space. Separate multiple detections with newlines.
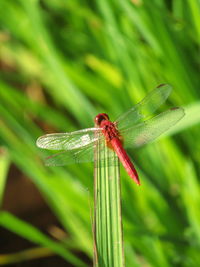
0, 0, 200, 266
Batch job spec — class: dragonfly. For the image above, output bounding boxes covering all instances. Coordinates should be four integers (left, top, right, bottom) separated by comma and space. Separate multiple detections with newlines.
36, 84, 185, 186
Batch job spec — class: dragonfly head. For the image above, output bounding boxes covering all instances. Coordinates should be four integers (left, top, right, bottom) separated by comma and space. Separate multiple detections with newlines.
95, 113, 109, 126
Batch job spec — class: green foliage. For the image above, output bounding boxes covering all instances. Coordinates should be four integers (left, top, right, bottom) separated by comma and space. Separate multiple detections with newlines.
0, 212, 87, 266
0, 0, 200, 266
0, 149, 10, 206
94, 138, 124, 266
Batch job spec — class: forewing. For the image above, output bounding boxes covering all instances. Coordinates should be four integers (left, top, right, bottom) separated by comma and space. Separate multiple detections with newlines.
44, 137, 118, 166
115, 84, 172, 131
121, 107, 185, 149
36, 128, 101, 151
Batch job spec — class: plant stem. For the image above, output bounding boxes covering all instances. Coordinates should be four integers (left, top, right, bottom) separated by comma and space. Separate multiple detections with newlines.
94, 135, 124, 266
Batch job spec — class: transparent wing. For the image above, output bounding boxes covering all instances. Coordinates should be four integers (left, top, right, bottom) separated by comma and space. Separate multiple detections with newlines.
36, 127, 101, 151
44, 144, 96, 166
115, 84, 172, 131
121, 107, 185, 149
44, 138, 118, 166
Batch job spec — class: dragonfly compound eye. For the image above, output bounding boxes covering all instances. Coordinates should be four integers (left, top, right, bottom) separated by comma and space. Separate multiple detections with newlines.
95, 113, 109, 126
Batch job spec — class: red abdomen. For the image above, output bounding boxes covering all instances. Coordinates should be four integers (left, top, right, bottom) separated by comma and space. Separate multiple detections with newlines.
99, 119, 140, 185
110, 138, 140, 185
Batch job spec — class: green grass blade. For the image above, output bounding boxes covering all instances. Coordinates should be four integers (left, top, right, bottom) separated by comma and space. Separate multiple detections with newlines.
0, 149, 10, 207
0, 212, 87, 267
161, 102, 200, 137
0, 247, 54, 265
94, 137, 124, 266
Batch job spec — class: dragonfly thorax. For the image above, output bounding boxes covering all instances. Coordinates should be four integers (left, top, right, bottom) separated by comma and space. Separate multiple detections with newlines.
101, 121, 119, 142
95, 114, 120, 142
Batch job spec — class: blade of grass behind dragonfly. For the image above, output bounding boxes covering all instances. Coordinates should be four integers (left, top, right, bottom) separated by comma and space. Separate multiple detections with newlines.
94, 134, 124, 267
0, 148, 10, 207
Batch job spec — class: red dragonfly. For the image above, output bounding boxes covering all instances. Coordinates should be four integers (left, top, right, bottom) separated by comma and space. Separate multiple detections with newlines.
36, 84, 184, 185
